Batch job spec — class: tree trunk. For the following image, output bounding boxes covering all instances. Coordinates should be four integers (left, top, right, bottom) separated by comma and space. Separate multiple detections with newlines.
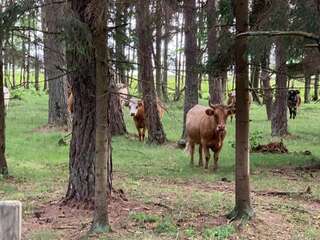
26, 14, 31, 89
174, 15, 183, 102
228, 0, 253, 221
11, 31, 15, 88
3, 42, 8, 87
91, 0, 110, 231
43, 0, 69, 126
304, 73, 311, 103
261, 50, 272, 120
109, 72, 127, 136
181, 0, 198, 139
207, 0, 222, 104
137, 0, 166, 144
0, 33, 8, 176
314, 73, 319, 101
115, 1, 127, 85
65, 0, 96, 203
162, 5, 170, 102
155, 0, 162, 98
271, 38, 288, 136
34, 10, 40, 91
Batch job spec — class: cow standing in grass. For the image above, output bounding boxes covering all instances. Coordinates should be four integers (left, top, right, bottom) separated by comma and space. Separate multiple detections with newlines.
226, 90, 252, 121
128, 97, 165, 141
287, 90, 301, 119
185, 103, 234, 171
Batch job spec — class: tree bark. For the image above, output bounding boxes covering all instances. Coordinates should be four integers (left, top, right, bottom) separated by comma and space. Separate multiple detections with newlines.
91, 0, 110, 231
207, 0, 223, 104
304, 74, 311, 103
26, 14, 31, 89
65, 0, 96, 203
155, 0, 162, 98
136, 0, 166, 144
109, 73, 127, 136
11, 31, 15, 88
162, 4, 170, 102
43, 0, 69, 126
271, 38, 288, 136
314, 73, 319, 101
228, 0, 253, 220
115, 1, 127, 85
181, 0, 198, 139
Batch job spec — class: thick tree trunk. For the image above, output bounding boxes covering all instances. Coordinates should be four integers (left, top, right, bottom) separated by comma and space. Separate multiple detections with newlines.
43, 0, 69, 126
181, 0, 198, 139
65, 0, 96, 203
137, 0, 166, 144
92, 0, 110, 230
271, 38, 288, 136
261, 51, 272, 120
304, 73, 311, 103
314, 73, 319, 101
207, 0, 222, 104
228, 0, 253, 220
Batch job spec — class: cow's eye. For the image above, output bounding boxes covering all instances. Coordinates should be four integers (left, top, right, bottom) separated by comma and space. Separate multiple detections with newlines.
136, 106, 138, 109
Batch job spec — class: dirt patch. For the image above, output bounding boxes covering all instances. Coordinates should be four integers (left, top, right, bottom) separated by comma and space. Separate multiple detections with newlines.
252, 141, 288, 154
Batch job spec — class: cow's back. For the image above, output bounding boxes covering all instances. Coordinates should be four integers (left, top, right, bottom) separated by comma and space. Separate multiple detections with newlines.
186, 105, 208, 144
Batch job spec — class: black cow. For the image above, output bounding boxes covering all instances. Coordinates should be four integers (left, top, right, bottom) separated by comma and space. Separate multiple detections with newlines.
287, 90, 301, 119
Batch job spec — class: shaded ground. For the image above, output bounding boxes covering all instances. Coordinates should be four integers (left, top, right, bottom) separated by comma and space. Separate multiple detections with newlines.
22, 167, 320, 240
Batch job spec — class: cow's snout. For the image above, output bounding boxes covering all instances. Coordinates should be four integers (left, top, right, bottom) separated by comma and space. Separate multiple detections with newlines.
130, 113, 135, 117
216, 124, 225, 132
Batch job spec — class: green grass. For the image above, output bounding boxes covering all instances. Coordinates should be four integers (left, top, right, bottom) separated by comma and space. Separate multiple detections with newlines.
0, 88, 319, 239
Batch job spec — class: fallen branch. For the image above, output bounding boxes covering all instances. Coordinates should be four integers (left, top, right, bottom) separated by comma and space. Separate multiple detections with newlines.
253, 186, 312, 197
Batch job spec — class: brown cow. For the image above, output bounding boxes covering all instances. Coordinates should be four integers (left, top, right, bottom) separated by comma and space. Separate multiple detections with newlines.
186, 103, 234, 171
128, 97, 165, 141
226, 91, 252, 121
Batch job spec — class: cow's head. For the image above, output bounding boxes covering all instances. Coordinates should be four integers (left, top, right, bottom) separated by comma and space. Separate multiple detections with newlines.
288, 90, 300, 102
128, 98, 143, 116
205, 103, 234, 132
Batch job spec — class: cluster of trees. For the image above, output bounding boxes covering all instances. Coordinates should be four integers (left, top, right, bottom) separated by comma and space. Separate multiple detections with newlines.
0, 0, 320, 231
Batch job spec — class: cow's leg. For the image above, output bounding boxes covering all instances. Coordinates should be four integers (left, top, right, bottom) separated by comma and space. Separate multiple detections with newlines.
198, 143, 203, 167
136, 127, 142, 141
189, 142, 195, 165
293, 107, 297, 119
213, 151, 220, 171
288, 107, 292, 119
203, 145, 210, 169
141, 127, 146, 141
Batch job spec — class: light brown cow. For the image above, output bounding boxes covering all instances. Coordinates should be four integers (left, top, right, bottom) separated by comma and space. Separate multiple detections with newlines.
128, 97, 165, 141
186, 103, 234, 171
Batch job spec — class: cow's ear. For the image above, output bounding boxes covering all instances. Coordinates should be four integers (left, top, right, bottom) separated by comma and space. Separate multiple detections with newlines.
138, 101, 143, 107
296, 90, 300, 94
226, 106, 235, 115
205, 109, 215, 116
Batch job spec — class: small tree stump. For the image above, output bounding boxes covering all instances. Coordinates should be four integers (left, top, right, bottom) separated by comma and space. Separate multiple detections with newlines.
0, 201, 22, 240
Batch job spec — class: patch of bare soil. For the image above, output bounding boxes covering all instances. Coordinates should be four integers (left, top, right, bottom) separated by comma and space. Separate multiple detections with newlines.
22, 171, 320, 240
251, 141, 288, 153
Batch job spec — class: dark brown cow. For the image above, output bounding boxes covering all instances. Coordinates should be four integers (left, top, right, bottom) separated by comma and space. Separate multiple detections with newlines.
186, 103, 234, 171
128, 97, 165, 141
226, 91, 252, 121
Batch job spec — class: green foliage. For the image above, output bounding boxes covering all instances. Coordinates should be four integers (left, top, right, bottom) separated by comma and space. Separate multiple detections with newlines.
130, 212, 159, 224
249, 130, 264, 149
203, 225, 235, 240
154, 217, 177, 235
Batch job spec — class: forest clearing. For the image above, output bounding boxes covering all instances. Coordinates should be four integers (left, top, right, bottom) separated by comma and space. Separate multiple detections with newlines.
1, 0, 320, 239
1, 91, 319, 239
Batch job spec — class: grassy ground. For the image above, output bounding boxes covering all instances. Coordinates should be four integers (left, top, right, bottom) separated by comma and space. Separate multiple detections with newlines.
0, 89, 320, 240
